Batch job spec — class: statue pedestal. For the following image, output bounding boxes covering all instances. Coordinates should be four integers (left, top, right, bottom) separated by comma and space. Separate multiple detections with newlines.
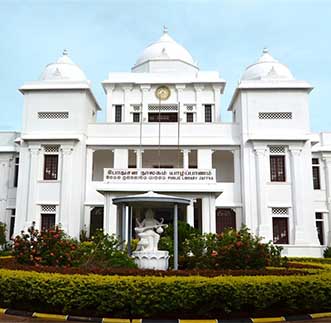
132, 250, 169, 270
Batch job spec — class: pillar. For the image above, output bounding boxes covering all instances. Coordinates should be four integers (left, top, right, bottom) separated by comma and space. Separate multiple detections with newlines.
322, 155, 331, 244
140, 85, 150, 123
104, 194, 118, 236
135, 149, 144, 168
0, 157, 10, 224
106, 85, 115, 122
86, 148, 95, 181
59, 145, 73, 233
113, 149, 128, 168
173, 203, 178, 270
26, 145, 41, 226
197, 149, 213, 169
194, 85, 204, 122
182, 149, 190, 169
123, 86, 132, 122
176, 85, 186, 121
253, 145, 271, 240
233, 148, 241, 185
202, 196, 210, 233
186, 200, 194, 227
289, 146, 306, 244
212, 85, 221, 122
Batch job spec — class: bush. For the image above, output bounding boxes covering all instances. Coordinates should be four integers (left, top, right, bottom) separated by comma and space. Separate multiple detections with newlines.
324, 246, 331, 258
0, 222, 6, 247
13, 223, 78, 266
74, 229, 137, 269
182, 227, 283, 270
0, 269, 330, 318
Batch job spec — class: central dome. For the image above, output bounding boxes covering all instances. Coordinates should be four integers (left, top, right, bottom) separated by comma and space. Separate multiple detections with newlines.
133, 28, 197, 69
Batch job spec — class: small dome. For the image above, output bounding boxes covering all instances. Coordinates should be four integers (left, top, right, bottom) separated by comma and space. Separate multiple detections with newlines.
40, 50, 87, 81
134, 27, 196, 68
241, 48, 294, 81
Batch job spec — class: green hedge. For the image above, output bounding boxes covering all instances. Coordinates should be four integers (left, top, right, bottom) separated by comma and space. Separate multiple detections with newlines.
288, 257, 331, 264
0, 269, 331, 318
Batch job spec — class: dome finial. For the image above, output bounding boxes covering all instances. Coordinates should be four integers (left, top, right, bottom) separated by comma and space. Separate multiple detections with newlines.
63, 49, 68, 56
263, 47, 268, 54
163, 25, 168, 34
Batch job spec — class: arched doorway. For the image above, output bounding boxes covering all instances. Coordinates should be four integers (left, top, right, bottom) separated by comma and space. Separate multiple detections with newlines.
216, 208, 236, 233
90, 207, 104, 237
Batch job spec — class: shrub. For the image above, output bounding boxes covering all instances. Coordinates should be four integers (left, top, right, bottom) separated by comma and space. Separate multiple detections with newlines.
75, 229, 137, 269
324, 246, 331, 258
159, 220, 199, 256
13, 223, 78, 266
182, 227, 283, 270
0, 269, 330, 318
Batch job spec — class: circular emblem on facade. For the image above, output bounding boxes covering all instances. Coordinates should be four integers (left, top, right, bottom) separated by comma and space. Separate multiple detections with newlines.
155, 86, 171, 100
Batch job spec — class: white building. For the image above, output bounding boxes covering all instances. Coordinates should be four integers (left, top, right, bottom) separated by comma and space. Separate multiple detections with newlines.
1, 29, 331, 257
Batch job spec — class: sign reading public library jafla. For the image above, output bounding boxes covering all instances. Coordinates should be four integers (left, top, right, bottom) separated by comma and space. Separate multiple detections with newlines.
104, 168, 216, 184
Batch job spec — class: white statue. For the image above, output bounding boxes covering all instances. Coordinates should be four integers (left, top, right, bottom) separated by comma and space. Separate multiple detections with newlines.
135, 209, 167, 252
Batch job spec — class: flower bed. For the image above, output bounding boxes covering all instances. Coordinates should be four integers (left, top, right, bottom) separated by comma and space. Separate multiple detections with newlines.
0, 256, 314, 276
0, 268, 330, 318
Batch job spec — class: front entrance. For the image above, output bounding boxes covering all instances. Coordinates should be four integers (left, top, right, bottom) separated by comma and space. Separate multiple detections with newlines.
90, 207, 104, 237
216, 208, 236, 233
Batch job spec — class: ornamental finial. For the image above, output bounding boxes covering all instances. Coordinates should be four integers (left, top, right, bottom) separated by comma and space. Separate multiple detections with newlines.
163, 25, 168, 34
63, 49, 68, 56
263, 47, 268, 54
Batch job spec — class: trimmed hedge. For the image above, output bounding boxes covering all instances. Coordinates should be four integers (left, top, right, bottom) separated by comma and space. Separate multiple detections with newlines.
0, 269, 331, 318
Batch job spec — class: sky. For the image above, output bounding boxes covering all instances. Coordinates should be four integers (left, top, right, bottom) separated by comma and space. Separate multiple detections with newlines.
0, 0, 330, 132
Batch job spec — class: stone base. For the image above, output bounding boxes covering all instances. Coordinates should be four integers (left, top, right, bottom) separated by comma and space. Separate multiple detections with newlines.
132, 250, 169, 270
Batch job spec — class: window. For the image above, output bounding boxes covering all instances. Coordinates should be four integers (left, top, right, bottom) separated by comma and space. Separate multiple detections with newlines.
43, 155, 58, 180
38, 112, 69, 119
316, 212, 324, 245
204, 104, 212, 122
13, 157, 19, 187
41, 214, 55, 231
216, 209, 236, 233
115, 105, 122, 122
186, 113, 194, 123
133, 112, 140, 123
270, 155, 286, 182
312, 158, 321, 190
273, 218, 289, 244
148, 112, 178, 122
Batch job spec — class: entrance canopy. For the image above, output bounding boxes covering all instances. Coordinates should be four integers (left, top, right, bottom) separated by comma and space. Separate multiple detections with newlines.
113, 191, 190, 270
112, 191, 191, 207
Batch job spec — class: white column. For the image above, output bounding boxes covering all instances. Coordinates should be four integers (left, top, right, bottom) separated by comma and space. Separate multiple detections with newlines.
113, 149, 128, 168
182, 149, 190, 169
26, 145, 41, 226
104, 194, 118, 236
212, 85, 221, 122
197, 149, 213, 169
289, 146, 306, 244
176, 85, 186, 121
135, 149, 144, 168
322, 155, 331, 244
202, 196, 210, 233
253, 145, 271, 240
209, 194, 216, 234
123, 86, 132, 122
84, 206, 91, 237
233, 149, 241, 185
194, 85, 204, 122
140, 85, 150, 123
187, 199, 194, 227
86, 148, 95, 182
106, 85, 115, 122
59, 145, 73, 233
0, 157, 10, 223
